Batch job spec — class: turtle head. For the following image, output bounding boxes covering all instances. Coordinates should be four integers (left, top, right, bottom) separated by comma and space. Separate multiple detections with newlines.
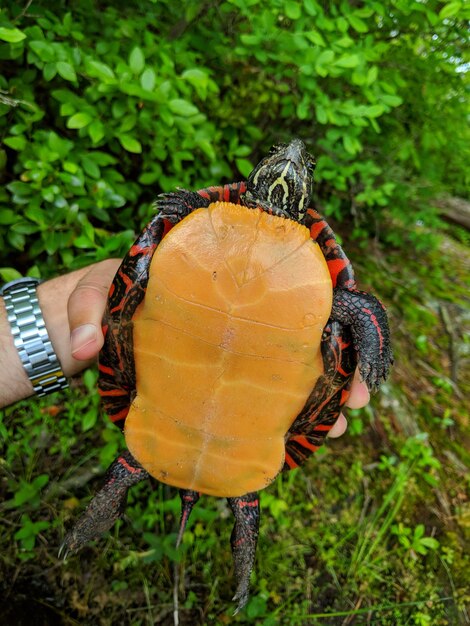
242, 139, 316, 222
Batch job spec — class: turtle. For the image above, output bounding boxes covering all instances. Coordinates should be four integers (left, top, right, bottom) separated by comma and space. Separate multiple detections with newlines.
61, 139, 392, 612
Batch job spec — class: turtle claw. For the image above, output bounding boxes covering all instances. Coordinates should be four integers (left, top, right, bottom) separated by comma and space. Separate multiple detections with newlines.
155, 189, 210, 224
57, 542, 69, 561
232, 587, 250, 615
60, 452, 149, 557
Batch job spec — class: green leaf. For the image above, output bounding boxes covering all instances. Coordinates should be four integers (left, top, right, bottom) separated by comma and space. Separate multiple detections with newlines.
285, 1, 301, 19
381, 94, 403, 107
439, 1, 462, 19
88, 120, 105, 144
366, 65, 378, 85
315, 105, 328, 124
335, 54, 361, 68
0, 27, 26, 43
168, 99, 198, 116
0, 209, 20, 225
347, 14, 369, 33
82, 409, 98, 432
305, 30, 326, 46
29, 40, 55, 62
3, 136, 27, 151
343, 135, 362, 155
365, 104, 384, 118
182, 68, 209, 87
315, 49, 335, 75
304, 0, 318, 16
129, 46, 145, 74
66, 112, 93, 129
85, 59, 116, 82
0, 267, 22, 282
56, 61, 77, 82
118, 134, 142, 153
140, 68, 156, 91
235, 158, 253, 178
43, 63, 57, 81
139, 171, 160, 185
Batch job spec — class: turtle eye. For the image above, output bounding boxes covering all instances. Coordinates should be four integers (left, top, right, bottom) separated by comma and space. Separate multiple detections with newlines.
306, 155, 316, 173
269, 143, 287, 155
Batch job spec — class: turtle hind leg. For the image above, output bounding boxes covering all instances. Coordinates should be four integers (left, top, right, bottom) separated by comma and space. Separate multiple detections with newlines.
227, 492, 260, 614
59, 451, 148, 558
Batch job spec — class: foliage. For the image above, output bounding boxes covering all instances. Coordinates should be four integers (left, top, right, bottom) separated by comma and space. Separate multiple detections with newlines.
0, 0, 469, 278
1, 1, 469, 625
1, 219, 469, 625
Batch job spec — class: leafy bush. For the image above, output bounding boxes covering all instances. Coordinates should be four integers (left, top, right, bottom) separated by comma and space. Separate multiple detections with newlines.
0, 0, 468, 278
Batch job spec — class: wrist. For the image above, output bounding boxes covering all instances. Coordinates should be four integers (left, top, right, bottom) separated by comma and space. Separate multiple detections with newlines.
0, 266, 96, 408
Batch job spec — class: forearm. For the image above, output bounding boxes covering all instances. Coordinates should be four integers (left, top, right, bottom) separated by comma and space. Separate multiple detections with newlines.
0, 267, 96, 408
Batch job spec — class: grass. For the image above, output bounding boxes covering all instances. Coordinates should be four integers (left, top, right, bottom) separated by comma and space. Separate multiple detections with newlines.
1, 222, 469, 625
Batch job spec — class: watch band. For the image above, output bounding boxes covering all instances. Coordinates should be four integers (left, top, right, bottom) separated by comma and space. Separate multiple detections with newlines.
1, 277, 69, 397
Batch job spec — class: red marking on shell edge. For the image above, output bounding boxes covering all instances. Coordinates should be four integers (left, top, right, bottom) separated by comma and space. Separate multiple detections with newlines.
284, 453, 298, 469
327, 259, 349, 287
306, 208, 322, 220
162, 219, 174, 237
98, 363, 115, 376
118, 456, 140, 474
309, 220, 325, 241
99, 389, 128, 397
313, 424, 332, 432
109, 283, 115, 297
340, 388, 350, 406
292, 435, 319, 452
110, 408, 129, 422
198, 190, 211, 200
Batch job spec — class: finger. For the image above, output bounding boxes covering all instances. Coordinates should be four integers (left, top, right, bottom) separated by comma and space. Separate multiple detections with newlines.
345, 369, 370, 409
328, 413, 347, 438
68, 259, 121, 361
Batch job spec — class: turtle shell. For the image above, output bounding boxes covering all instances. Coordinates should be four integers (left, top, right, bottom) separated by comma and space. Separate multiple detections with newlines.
124, 201, 332, 497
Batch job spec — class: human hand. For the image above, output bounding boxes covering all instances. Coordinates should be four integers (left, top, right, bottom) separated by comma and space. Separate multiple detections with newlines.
68, 259, 121, 361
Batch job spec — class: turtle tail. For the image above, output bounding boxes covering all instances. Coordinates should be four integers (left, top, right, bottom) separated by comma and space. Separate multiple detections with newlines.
176, 489, 200, 547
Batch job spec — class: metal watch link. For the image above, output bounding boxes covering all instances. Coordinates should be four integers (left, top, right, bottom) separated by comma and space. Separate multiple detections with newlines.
1, 277, 69, 397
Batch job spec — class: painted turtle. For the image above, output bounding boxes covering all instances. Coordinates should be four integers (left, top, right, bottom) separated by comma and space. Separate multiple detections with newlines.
61, 139, 392, 611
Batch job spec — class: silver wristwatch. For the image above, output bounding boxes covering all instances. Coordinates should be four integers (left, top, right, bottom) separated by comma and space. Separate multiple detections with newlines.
1, 277, 69, 397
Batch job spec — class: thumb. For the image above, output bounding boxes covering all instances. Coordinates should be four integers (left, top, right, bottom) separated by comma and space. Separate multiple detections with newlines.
68, 259, 121, 361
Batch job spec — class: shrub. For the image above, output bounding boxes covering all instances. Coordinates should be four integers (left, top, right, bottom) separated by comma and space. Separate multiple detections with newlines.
0, 0, 468, 277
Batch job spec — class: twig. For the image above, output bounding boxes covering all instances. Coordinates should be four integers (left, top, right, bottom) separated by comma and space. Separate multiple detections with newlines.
173, 561, 180, 626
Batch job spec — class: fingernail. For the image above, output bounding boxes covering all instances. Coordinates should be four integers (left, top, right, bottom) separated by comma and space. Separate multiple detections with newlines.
71, 324, 98, 355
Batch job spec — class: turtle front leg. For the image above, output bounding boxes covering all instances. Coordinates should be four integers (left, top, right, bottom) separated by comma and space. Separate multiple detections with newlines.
155, 189, 210, 223
331, 287, 393, 391
59, 451, 148, 558
227, 492, 260, 614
